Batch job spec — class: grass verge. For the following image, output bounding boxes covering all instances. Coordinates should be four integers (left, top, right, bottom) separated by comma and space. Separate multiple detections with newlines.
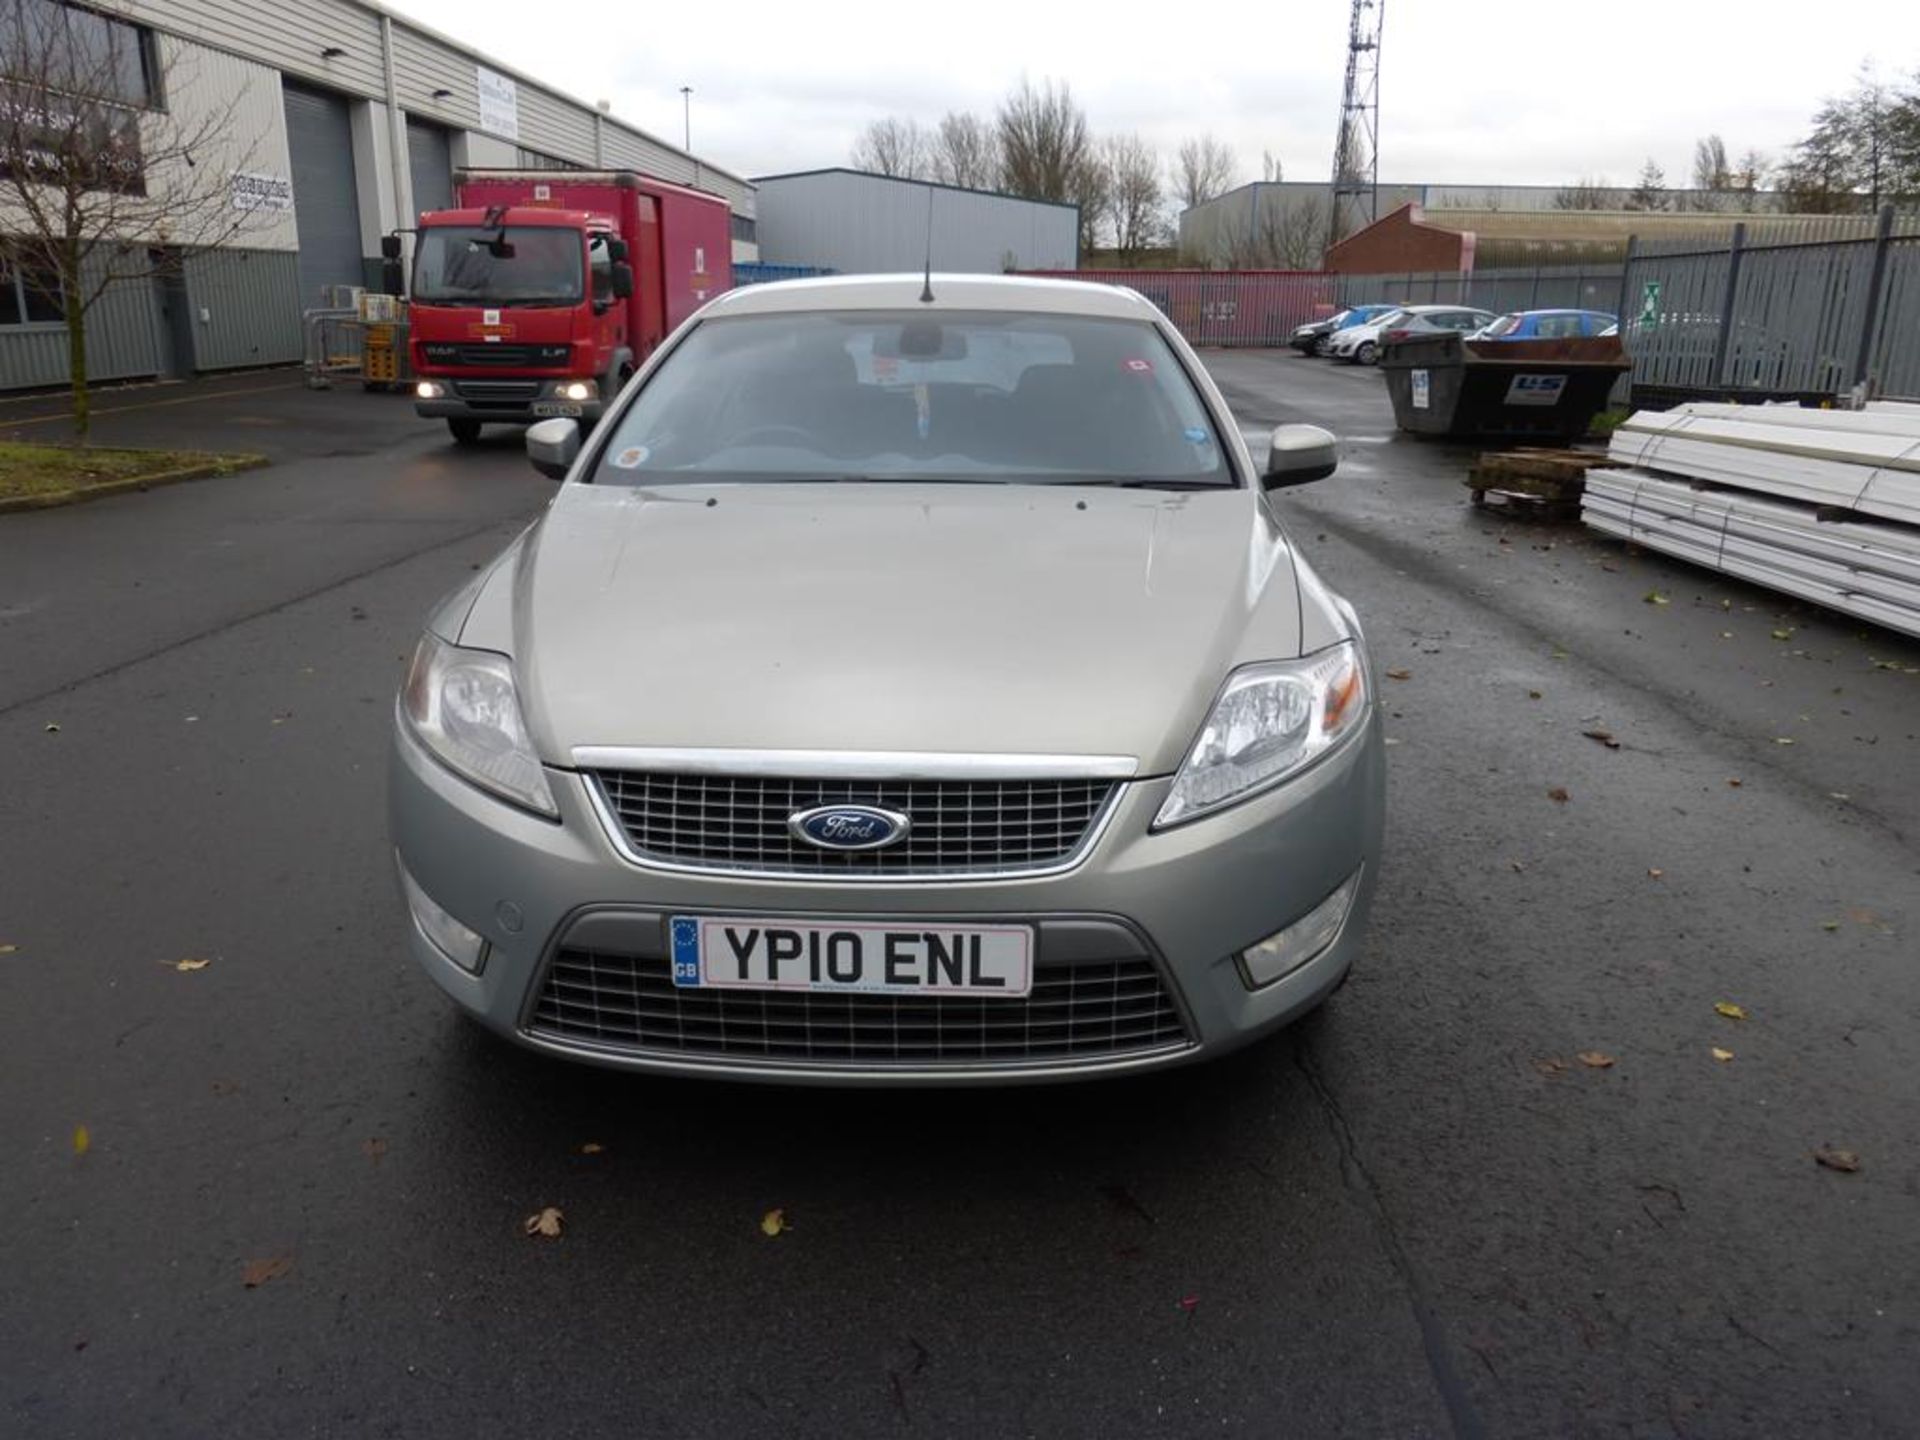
0, 442, 266, 512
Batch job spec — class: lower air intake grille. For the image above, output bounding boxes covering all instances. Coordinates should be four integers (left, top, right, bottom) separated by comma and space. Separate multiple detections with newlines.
529, 949, 1190, 1066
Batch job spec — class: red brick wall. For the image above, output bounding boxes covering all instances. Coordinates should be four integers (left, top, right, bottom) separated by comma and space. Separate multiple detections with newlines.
1326, 204, 1468, 274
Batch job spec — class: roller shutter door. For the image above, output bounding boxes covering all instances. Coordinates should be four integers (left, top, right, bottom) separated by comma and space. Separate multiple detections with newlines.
406, 119, 453, 219
283, 82, 364, 305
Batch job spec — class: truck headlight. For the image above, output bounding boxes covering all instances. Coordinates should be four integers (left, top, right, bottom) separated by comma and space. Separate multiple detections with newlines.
402, 633, 557, 817
416, 380, 445, 399
1154, 643, 1368, 828
556, 380, 596, 402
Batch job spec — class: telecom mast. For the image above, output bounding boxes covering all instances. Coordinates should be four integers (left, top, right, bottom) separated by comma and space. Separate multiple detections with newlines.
1327, 0, 1383, 249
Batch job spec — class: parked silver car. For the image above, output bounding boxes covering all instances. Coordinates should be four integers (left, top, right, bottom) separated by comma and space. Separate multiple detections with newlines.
389, 274, 1386, 1084
1326, 305, 1499, 364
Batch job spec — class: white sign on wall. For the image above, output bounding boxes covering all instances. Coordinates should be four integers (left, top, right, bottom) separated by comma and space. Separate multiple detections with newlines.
476, 66, 519, 141
230, 171, 293, 213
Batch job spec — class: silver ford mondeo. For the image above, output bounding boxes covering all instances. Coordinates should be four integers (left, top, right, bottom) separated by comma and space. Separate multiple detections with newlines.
389, 274, 1386, 1084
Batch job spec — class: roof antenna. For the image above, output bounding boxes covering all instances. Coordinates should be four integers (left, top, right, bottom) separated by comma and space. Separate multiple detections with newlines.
919, 185, 935, 303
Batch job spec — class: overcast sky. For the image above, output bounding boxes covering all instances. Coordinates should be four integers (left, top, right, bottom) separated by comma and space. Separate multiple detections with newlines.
383, 0, 1918, 192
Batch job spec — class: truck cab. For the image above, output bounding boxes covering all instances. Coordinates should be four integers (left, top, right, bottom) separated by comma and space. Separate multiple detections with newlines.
406, 171, 732, 445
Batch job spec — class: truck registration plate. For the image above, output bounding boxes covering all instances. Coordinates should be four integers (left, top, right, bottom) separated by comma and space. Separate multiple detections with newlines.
532, 402, 583, 418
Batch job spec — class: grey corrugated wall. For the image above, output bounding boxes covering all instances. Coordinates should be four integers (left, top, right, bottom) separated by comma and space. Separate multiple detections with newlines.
184, 250, 305, 370
0, 253, 161, 390
754, 173, 1077, 275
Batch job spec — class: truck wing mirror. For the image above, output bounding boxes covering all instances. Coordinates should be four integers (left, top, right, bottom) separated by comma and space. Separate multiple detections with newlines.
611, 263, 633, 300
486, 237, 516, 259
526, 419, 581, 481
607, 238, 629, 264
380, 234, 402, 260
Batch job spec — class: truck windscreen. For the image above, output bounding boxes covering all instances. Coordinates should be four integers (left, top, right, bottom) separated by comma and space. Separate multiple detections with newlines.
412, 227, 584, 306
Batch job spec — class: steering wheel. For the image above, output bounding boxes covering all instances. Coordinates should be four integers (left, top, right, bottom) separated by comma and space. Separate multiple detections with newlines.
726, 425, 817, 448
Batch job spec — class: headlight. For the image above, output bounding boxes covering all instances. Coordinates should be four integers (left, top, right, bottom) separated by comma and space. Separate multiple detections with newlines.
1154, 643, 1368, 828
402, 633, 557, 817
556, 380, 596, 402
415, 380, 445, 399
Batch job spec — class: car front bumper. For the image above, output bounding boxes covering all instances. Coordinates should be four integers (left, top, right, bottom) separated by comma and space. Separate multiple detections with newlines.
388, 713, 1387, 1085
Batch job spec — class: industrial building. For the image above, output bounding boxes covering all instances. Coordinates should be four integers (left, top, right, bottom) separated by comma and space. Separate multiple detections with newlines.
753, 169, 1078, 277
0, 0, 755, 393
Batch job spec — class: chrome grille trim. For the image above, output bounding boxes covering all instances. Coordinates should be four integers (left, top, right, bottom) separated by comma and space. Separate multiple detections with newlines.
571, 747, 1138, 781
582, 771, 1123, 881
527, 949, 1192, 1067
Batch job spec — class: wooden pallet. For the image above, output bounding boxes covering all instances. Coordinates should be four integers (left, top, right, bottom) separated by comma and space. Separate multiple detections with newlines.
1467, 447, 1611, 515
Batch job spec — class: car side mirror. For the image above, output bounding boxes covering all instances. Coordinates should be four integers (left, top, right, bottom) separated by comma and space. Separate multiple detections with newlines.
1263, 424, 1339, 490
526, 418, 580, 480
611, 263, 634, 300
380, 233, 403, 260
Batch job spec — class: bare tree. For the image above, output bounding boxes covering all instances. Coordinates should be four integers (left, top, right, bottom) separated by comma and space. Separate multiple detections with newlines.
929, 111, 999, 191
1691, 134, 1731, 191
1102, 132, 1162, 259
997, 78, 1091, 205
1175, 134, 1237, 210
1068, 151, 1109, 256
1257, 193, 1325, 269
849, 116, 930, 179
1, 0, 261, 438
1261, 150, 1282, 182
1732, 148, 1769, 211
1553, 175, 1612, 210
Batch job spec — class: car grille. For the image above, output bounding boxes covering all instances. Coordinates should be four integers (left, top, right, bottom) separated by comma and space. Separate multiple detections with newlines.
529, 949, 1190, 1066
588, 772, 1118, 877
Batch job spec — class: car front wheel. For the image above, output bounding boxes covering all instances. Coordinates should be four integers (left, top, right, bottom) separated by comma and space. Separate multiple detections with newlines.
1356, 340, 1379, 365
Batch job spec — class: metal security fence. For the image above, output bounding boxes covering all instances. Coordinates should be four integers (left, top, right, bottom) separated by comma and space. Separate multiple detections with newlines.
1621, 210, 1920, 402
1019, 270, 1338, 346
1336, 265, 1625, 316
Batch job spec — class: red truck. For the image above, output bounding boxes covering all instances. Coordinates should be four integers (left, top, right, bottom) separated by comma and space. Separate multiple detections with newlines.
402, 169, 732, 444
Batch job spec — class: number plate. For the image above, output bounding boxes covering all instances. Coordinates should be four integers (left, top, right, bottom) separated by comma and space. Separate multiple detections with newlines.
669, 917, 1033, 997
531, 401, 583, 417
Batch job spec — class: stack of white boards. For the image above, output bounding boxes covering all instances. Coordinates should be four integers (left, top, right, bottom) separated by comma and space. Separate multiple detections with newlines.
1582, 402, 1920, 638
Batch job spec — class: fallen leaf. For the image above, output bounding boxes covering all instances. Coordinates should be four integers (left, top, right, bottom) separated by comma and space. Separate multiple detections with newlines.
523, 1207, 564, 1239
44, 722, 59, 733
1527, 689, 1543, 700
72, 1124, 90, 1156
1720, 630, 1734, 639
1813, 1146, 1861, 1174
170, 958, 211, 973
1821, 921, 1840, 933
1552, 648, 1568, 661
1644, 591, 1670, 606
1177, 1295, 1199, 1312
0, 943, 16, 955
1509, 859, 1526, 873
1532, 1057, 1569, 1077
760, 1208, 788, 1237
1385, 668, 1412, 681
1577, 1051, 1616, 1069
1547, 786, 1570, 804
1727, 778, 1744, 788
1720, 598, 1732, 611
1715, 1001, 1748, 1022
1773, 737, 1796, 746
242, 1255, 293, 1288
1771, 628, 1794, 640
1647, 868, 1664, 879
579, 1142, 605, 1156
362, 1137, 387, 1162
1830, 793, 1851, 802
1711, 1047, 1735, 1062
1582, 728, 1621, 749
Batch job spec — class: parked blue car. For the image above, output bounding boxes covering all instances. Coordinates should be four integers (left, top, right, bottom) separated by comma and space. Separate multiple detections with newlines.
1474, 309, 1619, 340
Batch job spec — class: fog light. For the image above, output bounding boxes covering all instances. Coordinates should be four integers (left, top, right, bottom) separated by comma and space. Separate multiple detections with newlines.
397, 856, 487, 973
1239, 866, 1362, 988
557, 380, 594, 402
415, 380, 444, 399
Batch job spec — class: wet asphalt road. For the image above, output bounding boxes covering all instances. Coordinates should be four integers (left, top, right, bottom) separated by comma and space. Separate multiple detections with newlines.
2, 359, 1916, 1439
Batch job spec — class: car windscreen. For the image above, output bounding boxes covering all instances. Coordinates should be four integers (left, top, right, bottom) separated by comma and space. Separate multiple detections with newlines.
412, 226, 584, 306
1482, 314, 1522, 337
588, 310, 1237, 488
